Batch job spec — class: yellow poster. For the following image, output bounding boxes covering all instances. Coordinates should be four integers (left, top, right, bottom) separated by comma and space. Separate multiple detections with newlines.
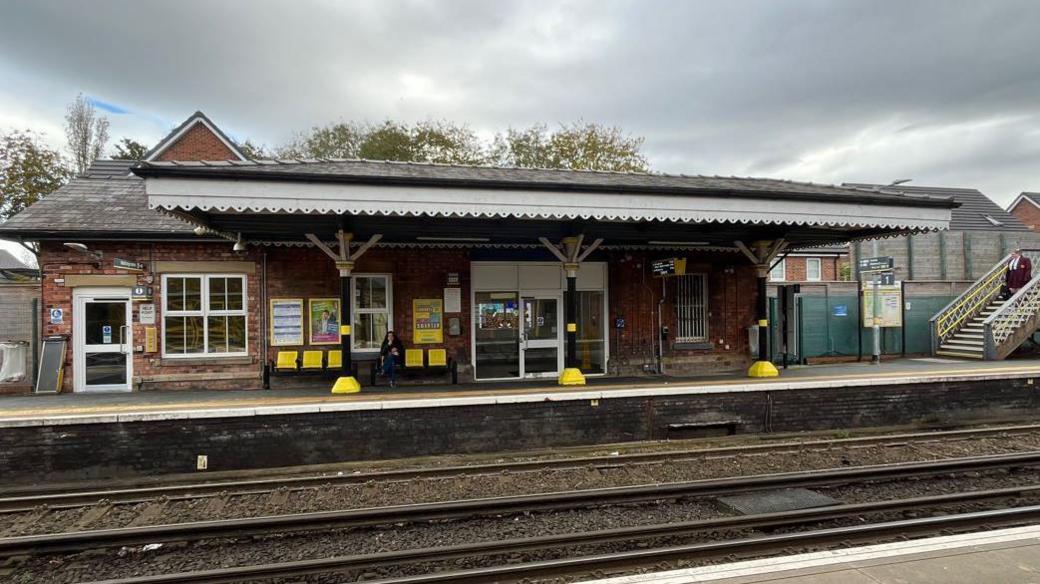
412, 298, 444, 344
861, 283, 903, 327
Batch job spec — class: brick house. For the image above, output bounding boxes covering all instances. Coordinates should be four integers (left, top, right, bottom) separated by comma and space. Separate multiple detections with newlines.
767, 246, 848, 284
1007, 193, 1040, 231
0, 113, 954, 393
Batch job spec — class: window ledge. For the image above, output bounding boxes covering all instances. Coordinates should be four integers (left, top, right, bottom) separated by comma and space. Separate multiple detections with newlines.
673, 342, 715, 351
159, 356, 254, 367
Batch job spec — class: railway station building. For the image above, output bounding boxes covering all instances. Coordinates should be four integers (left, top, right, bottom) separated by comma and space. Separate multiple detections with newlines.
0, 113, 955, 393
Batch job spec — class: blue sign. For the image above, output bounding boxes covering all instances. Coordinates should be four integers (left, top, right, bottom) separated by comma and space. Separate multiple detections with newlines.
833, 304, 848, 317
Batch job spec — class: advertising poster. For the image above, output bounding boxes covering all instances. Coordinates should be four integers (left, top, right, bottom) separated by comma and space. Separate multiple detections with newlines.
309, 298, 341, 345
270, 298, 304, 346
413, 298, 444, 344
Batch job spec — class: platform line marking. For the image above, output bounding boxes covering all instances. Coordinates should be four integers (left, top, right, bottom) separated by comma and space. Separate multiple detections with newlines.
580, 524, 1040, 584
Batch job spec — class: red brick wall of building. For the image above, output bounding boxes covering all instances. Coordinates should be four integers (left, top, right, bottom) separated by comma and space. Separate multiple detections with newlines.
156, 123, 239, 161
39, 241, 263, 392
39, 242, 762, 390
1010, 201, 1040, 230
773, 256, 843, 282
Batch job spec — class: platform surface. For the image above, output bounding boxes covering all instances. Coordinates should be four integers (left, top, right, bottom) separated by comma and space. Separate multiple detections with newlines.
583, 524, 1040, 584
2, 357, 1040, 427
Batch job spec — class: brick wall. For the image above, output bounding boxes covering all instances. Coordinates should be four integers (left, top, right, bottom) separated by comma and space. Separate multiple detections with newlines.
606, 250, 756, 375
39, 241, 263, 391
1010, 201, 1040, 230
156, 122, 239, 161
1, 376, 1036, 484
772, 256, 842, 282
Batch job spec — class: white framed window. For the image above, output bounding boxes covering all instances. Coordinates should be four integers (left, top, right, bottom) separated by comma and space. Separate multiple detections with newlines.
351, 274, 393, 351
676, 273, 709, 343
806, 258, 822, 281
162, 274, 248, 357
769, 260, 786, 282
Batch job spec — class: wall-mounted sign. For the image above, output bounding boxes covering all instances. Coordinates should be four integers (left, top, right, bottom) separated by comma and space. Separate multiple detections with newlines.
413, 298, 444, 344
270, 298, 304, 346
131, 285, 153, 301
138, 303, 156, 325
858, 256, 893, 272
652, 257, 687, 277
102, 325, 113, 344
832, 304, 848, 317
308, 298, 341, 345
114, 258, 145, 272
144, 327, 157, 353
49, 307, 63, 325
444, 287, 462, 313
446, 272, 460, 286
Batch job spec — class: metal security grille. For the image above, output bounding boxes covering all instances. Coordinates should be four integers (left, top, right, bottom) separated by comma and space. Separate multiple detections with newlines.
676, 274, 708, 342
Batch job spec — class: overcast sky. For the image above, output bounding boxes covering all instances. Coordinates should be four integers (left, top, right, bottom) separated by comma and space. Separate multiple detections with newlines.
1, 0, 1039, 209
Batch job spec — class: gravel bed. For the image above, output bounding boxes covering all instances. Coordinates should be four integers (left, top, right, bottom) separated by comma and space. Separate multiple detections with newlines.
7, 432, 1040, 537
11, 469, 1040, 584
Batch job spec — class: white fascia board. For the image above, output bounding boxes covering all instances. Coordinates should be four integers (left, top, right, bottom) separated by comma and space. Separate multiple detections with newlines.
1008, 193, 1040, 213
146, 177, 952, 230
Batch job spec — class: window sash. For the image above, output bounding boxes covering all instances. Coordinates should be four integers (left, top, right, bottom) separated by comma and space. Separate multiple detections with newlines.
163, 274, 248, 357
806, 258, 822, 281
350, 274, 392, 351
769, 260, 786, 282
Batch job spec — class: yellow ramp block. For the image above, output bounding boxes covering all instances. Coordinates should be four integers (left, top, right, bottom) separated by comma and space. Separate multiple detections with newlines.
331, 376, 361, 394
558, 367, 586, 386
747, 360, 780, 378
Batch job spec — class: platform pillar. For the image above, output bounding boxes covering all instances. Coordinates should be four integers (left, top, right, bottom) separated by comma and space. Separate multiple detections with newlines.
332, 258, 360, 394
748, 269, 779, 378
560, 258, 584, 386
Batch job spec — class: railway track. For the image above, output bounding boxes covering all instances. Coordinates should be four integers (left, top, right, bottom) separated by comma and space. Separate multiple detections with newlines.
4, 450, 1040, 558
3, 422, 1039, 513
82, 494, 1040, 584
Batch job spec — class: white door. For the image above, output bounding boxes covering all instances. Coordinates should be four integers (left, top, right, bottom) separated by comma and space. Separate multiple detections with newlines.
74, 288, 133, 392
520, 292, 563, 378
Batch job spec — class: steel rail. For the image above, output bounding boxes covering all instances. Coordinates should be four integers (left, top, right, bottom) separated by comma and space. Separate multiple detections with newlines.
79, 486, 1040, 584
5, 450, 1040, 558
3, 423, 1038, 513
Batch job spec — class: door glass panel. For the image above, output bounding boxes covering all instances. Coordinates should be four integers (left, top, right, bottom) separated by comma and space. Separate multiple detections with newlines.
577, 291, 605, 374
524, 346, 558, 374
85, 353, 127, 386
475, 292, 520, 378
522, 297, 558, 340
84, 302, 126, 345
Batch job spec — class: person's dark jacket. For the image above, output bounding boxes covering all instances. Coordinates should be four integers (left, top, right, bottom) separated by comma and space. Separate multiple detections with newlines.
1007, 256, 1033, 290
380, 336, 405, 365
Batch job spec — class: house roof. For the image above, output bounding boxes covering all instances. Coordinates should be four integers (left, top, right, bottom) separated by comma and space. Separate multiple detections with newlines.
844, 183, 1028, 232
1009, 192, 1040, 213
135, 158, 957, 208
141, 110, 247, 162
0, 160, 196, 240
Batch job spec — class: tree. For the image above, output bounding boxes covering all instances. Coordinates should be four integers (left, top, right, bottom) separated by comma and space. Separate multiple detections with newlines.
238, 139, 272, 159
111, 138, 148, 160
64, 93, 110, 174
0, 130, 72, 221
492, 122, 648, 172
278, 120, 487, 164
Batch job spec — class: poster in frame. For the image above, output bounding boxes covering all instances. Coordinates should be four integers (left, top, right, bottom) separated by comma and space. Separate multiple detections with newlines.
309, 298, 342, 345
270, 298, 304, 346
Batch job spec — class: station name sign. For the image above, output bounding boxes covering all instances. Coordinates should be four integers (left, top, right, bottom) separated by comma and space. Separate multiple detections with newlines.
652, 257, 687, 277
857, 256, 893, 273
114, 258, 145, 272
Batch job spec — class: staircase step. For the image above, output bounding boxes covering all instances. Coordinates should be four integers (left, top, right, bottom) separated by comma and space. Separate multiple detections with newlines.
947, 338, 984, 346
951, 333, 984, 341
936, 349, 985, 360
940, 342, 984, 352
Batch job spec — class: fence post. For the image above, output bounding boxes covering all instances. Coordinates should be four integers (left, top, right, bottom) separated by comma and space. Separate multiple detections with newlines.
31, 297, 39, 387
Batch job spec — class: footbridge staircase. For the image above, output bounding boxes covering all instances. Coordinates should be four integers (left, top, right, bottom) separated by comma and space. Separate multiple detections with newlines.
931, 251, 1040, 360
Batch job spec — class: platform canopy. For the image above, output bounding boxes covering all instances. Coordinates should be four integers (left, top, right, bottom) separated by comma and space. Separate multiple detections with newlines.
134, 159, 956, 250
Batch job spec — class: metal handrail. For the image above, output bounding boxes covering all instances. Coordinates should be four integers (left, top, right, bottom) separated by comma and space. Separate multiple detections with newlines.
930, 252, 1013, 349
983, 273, 1040, 359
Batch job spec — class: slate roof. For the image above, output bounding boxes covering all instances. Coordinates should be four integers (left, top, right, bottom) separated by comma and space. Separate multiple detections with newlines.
0, 160, 195, 239
844, 183, 1028, 232
133, 159, 958, 208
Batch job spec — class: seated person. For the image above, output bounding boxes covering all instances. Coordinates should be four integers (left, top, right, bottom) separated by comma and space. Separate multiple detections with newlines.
379, 331, 404, 387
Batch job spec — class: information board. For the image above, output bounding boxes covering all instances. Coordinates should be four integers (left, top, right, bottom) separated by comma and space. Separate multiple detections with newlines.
652, 257, 687, 277
270, 298, 304, 346
861, 283, 903, 327
35, 336, 66, 394
413, 298, 444, 344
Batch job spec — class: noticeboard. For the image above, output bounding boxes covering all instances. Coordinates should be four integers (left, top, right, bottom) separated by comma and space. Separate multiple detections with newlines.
862, 283, 903, 327
35, 336, 67, 393
652, 257, 687, 277
270, 298, 304, 346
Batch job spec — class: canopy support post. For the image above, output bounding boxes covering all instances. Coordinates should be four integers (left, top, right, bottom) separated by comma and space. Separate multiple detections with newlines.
735, 239, 787, 379
541, 235, 603, 386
